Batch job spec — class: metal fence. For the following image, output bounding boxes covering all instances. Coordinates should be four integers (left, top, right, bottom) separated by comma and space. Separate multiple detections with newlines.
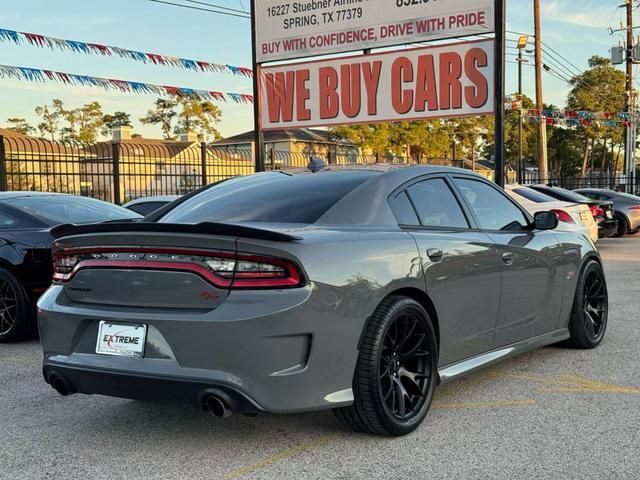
0, 135, 448, 204
0, 135, 255, 204
519, 171, 639, 195
3, 134, 638, 202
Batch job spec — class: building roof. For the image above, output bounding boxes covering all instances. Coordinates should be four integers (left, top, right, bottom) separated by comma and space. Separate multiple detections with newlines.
213, 128, 355, 147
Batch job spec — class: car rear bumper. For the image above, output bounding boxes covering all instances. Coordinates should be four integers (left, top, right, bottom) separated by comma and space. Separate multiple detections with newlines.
37, 285, 361, 413
598, 218, 618, 238
43, 362, 263, 413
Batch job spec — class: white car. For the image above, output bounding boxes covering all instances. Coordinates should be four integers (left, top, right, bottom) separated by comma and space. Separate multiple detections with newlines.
505, 185, 598, 243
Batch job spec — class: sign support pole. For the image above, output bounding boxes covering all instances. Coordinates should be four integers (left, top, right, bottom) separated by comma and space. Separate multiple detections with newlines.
250, 0, 265, 172
494, 0, 506, 187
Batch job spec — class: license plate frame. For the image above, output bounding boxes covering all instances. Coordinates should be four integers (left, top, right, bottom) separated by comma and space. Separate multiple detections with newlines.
96, 321, 147, 358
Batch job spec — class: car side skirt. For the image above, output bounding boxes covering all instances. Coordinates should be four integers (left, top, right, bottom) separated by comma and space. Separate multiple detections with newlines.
438, 328, 570, 384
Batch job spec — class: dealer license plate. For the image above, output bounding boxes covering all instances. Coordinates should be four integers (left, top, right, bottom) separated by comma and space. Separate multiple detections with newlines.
96, 321, 147, 358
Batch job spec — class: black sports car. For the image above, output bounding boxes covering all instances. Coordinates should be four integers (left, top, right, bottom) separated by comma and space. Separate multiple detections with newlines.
0, 192, 140, 342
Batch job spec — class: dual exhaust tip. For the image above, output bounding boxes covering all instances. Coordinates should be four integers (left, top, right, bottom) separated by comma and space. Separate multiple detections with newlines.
48, 373, 233, 418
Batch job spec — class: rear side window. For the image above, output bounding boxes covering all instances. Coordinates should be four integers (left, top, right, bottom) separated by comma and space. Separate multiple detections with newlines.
159, 171, 378, 224
405, 178, 469, 228
389, 192, 420, 226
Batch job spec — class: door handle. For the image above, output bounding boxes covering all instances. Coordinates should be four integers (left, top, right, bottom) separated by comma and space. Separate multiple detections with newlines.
427, 249, 443, 262
501, 252, 514, 265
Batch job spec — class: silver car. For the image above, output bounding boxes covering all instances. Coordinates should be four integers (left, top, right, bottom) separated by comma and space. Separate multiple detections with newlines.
38, 166, 608, 436
575, 188, 640, 237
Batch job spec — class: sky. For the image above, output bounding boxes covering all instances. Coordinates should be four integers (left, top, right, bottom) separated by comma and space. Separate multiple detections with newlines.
0, 0, 630, 140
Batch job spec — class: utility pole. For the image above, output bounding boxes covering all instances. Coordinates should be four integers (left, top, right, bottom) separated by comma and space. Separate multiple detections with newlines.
517, 35, 529, 184
494, 0, 506, 187
533, 0, 548, 181
624, 0, 634, 189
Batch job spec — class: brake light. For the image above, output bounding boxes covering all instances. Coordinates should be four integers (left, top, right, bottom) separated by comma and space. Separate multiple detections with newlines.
629, 205, 640, 210
590, 205, 606, 218
52, 247, 303, 289
550, 209, 574, 223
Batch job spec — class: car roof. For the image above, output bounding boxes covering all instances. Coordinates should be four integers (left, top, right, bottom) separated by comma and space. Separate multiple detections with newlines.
0, 191, 75, 200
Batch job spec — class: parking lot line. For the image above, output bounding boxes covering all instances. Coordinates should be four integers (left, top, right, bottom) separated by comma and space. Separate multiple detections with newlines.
432, 399, 537, 410
493, 372, 640, 394
223, 433, 340, 480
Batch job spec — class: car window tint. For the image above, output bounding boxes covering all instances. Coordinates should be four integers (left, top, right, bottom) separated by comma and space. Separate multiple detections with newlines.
128, 202, 166, 216
389, 191, 419, 226
406, 178, 468, 228
512, 187, 556, 203
159, 171, 378, 224
0, 210, 18, 228
4, 196, 140, 226
454, 178, 528, 231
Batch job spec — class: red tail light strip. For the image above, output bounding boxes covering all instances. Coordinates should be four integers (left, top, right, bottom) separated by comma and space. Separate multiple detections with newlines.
54, 260, 233, 288
52, 247, 303, 289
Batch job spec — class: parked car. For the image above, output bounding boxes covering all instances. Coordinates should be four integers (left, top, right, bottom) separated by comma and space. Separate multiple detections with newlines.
528, 185, 618, 238
39, 167, 607, 436
574, 188, 640, 237
0, 192, 141, 342
505, 185, 598, 243
123, 195, 180, 216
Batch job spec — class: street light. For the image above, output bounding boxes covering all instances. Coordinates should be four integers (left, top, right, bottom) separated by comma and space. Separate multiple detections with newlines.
517, 35, 529, 183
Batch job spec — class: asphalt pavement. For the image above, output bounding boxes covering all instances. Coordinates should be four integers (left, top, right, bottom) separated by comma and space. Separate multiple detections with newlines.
1, 236, 639, 480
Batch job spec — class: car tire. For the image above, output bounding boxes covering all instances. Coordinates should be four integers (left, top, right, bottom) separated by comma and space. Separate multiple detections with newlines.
333, 296, 438, 436
565, 260, 608, 349
0, 268, 33, 343
613, 213, 628, 237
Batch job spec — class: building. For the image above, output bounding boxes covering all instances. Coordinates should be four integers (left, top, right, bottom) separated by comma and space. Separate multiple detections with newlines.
213, 128, 361, 169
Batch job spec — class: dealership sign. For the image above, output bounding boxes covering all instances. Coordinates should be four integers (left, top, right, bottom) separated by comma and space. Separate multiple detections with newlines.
256, 0, 494, 62
260, 39, 494, 130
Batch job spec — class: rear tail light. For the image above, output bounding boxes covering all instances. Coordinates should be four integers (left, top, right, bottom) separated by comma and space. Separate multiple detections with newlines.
629, 205, 640, 211
590, 205, 606, 218
52, 247, 303, 289
550, 209, 574, 223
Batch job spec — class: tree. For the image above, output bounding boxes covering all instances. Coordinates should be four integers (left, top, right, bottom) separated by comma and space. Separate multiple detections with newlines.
74, 102, 105, 143
35, 99, 65, 141
5, 118, 35, 135
140, 99, 179, 140
174, 97, 222, 141
102, 112, 132, 135
567, 56, 625, 175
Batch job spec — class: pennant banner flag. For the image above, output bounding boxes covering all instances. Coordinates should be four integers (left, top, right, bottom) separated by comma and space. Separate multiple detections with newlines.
525, 109, 637, 123
0, 64, 253, 104
0, 28, 253, 77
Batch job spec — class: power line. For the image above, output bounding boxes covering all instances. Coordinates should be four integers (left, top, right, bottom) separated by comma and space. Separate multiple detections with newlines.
182, 0, 247, 14
145, 0, 250, 18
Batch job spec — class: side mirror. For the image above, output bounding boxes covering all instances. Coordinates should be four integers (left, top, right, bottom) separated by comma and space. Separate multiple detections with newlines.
534, 211, 559, 230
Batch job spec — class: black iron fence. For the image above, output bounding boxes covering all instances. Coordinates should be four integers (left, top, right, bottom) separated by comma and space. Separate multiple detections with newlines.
519, 171, 639, 195
2, 134, 638, 202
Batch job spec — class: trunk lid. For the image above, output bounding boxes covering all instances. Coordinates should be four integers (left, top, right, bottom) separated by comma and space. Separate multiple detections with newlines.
52, 222, 303, 309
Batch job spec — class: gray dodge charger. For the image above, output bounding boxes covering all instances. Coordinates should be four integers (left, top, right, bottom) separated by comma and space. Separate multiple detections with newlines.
38, 165, 608, 436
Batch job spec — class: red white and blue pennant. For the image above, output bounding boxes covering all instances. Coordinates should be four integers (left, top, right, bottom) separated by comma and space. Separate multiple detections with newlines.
0, 64, 253, 104
0, 28, 253, 77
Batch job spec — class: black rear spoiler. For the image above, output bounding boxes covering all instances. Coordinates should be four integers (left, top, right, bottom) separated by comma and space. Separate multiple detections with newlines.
51, 222, 302, 242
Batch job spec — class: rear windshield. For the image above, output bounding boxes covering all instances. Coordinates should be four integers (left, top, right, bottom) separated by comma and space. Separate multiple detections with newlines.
159, 171, 378, 224
512, 187, 556, 203
539, 186, 591, 203
3, 196, 140, 226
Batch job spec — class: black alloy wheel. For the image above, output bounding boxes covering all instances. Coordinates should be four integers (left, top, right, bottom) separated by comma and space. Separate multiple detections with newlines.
334, 296, 438, 436
379, 312, 432, 421
565, 260, 608, 349
0, 268, 33, 343
614, 213, 628, 237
